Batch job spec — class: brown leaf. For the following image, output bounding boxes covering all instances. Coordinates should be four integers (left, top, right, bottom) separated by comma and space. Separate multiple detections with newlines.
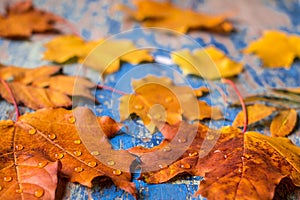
119, 76, 222, 132
0, 107, 137, 198
0, 65, 95, 110
0, 143, 59, 200
0, 1, 62, 39
129, 122, 300, 199
118, 0, 233, 34
233, 104, 276, 127
270, 109, 298, 137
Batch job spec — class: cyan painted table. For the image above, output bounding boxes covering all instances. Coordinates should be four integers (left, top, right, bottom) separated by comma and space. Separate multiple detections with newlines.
0, 0, 300, 199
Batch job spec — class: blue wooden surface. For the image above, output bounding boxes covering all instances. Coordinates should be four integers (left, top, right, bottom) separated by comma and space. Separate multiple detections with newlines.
0, 0, 300, 199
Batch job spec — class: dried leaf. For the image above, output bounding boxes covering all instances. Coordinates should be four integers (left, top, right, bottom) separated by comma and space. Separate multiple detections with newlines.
270, 109, 298, 137
119, 76, 222, 132
118, 0, 233, 33
171, 46, 243, 80
0, 107, 137, 197
0, 1, 62, 39
43, 35, 153, 75
233, 104, 276, 127
244, 30, 300, 68
0, 65, 95, 110
129, 122, 300, 199
0, 144, 59, 200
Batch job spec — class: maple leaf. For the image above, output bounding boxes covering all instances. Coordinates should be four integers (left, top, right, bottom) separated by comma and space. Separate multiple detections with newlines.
0, 107, 137, 198
0, 64, 95, 110
244, 30, 300, 68
119, 76, 223, 132
233, 104, 276, 127
129, 121, 300, 199
270, 109, 298, 137
43, 35, 153, 75
0, 1, 62, 39
171, 46, 243, 80
118, 0, 233, 33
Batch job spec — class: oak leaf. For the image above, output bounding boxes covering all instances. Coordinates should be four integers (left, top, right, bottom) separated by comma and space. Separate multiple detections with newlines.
119, 76, 222, 132
171, 46, 243, 80
0, 107, 137, 198
233, 104, 276, 127
244, 30, 300, 68
118, 0, 233, 33
270, 109, 298, 137
0, 1, 62, 39
0, 64, 95, 110
43, 35, 153, 75
129, 121, 300, 199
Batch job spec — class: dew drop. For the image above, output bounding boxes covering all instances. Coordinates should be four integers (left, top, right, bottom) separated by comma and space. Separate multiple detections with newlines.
158, 164, 167, 169
34, 189, 44, 198
180, 163, 191, 169
68, 116, 76, 123
214, 149, 221, 153
165, 96, 173, 103
0, 186, 3, 191
244, 154, 250, 159
15, 144, 24, 151
206, 135, 214, 140
134, 104, 143, 110
74, 139, 81, 145
238, 168, 242, 173
4, 176, 12, 182
113, 169, 122, 175
88, 162, 97, 167
48, 133, 56, 140
55, 153, 64, 159
74, 167, 84, 172
15, 189, 22, 193
163, 146, 171, 152
107, 160, 115, 166
73, 151, 82, 157
37, 161, 48, 168
178, 138, 186, 143
91, 151, 99, 156
224, 154, 228, 159
188, 152, 198, 157
28, 128, 36, 135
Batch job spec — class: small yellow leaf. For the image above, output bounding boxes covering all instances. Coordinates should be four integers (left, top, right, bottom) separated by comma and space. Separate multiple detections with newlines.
172, 46, 243, 80
270, 109, 298, 137
233, 104, 276, 127
244, 30, 300, 68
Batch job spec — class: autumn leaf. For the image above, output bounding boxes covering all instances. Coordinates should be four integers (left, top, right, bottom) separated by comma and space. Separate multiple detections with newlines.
0, 1, 62, 39
244, 30, 300, 68
0, 107, 137, 198
129, 121, 300, 199
270, 109, 298, 137
119, 76, 222, 132
43, 35, 153, 75
171, 46, 243, 80
233, 104, 276, 127
0, 64, 95, 110
118, 0, 233, 33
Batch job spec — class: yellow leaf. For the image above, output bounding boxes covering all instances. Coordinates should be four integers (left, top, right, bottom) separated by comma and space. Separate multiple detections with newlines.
171, 46, 243, 79
244, 30, 300, 68
118, 0, 233, 33
270, 109, 298, 137
233, 104, 276, 127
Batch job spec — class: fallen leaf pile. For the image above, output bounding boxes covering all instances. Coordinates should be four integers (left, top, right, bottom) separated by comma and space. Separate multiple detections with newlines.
119, 75, 223, 133
0, 1, 62, 39
171, 46, 243, 79
118, 0, 233, 33
129, 122, 300, 200
0, 107, 137, 199
244, 30, 300, 68
43, 35, 153, 75
0, 64, 95, 110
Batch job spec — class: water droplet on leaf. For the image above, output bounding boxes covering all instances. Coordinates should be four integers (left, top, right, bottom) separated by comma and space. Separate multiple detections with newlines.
55, 153, 64, 159
48, 133, 56, 140
74, 167, 84, 172
113, 169, 122, 175
4, 176, 12, 182
91, 151, 99, 156
88, 162, 97, 167
68, 116, 76, 123
188, 152, 198, 157
34, 189, 44, 198
74, 139, 81, 144
15, 144, 24, 151
37, 161, 48, 168
180, 163, 191, 169
73, 151, 82, 157
29, 128, 36, 135
107, 160, 115, 166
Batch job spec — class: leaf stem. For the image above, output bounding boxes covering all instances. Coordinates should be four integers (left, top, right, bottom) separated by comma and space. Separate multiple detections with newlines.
222, 78, 247, 133
0, 79, 20, 121
97, 84, 129, 96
